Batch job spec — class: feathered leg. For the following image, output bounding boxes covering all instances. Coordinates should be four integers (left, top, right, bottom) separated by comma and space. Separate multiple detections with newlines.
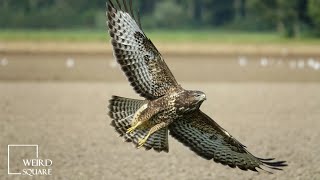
138, 122, 168, 148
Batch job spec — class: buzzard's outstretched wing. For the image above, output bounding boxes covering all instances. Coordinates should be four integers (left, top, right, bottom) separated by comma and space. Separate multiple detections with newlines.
169, 110, 287, 172
107, 0, 179, 100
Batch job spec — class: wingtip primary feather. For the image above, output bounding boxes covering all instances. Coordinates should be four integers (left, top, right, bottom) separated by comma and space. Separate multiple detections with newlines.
129, 0, 135, 20
123, 0, 129, 13
107, 0, 114, 8
107, 0, 144, 34
259, 157, 288, 167
256, 158, 287, 173
115, 0, 122, 10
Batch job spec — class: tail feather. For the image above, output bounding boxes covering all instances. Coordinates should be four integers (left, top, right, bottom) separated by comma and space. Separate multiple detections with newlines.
109, 95, 146, 134
108, 95, 169, 152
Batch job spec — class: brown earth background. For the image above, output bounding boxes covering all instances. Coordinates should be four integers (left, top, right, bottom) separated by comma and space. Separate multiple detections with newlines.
0, 42, 320, 180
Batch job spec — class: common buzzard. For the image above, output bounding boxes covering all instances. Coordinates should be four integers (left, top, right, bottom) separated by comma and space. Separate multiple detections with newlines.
107, 0, 287, 172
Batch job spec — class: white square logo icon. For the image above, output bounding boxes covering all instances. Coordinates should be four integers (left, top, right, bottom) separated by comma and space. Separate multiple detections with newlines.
7, 144, 53, 176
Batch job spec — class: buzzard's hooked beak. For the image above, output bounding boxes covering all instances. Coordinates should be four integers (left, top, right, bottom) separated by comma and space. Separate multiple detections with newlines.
202, 94, 207, 101
197, 93, 206, 101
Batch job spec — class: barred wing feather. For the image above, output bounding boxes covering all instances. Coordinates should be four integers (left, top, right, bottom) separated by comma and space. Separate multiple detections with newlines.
107, 0, 179, 100
169, 110, 287, 172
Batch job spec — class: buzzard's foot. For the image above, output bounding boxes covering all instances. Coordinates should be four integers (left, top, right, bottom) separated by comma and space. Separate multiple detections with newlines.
137, 136, 149, 148
126, 121, 142, 134
137, 122, 168, 148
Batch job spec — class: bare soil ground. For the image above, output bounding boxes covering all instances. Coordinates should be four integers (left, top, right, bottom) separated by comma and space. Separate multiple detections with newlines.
1, 82, 319, 180
1, 54, 320, 82
2, 41, 320, 56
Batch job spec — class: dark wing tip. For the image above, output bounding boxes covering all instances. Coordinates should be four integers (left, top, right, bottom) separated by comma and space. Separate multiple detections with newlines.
107, 0, 114, 8
255, 158, 287, 173
123, 0, 129, 12
107, 0, 144, 33
235, 158, 287, 173
115, 0, 122, 10
260, 158, 288, 168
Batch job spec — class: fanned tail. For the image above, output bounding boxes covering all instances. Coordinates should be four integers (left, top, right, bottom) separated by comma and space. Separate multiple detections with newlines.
108, 95, 169, 152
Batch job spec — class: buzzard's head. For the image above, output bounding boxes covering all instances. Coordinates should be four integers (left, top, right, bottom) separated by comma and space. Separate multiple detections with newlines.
192, 90, 207, 103
175, 90, 206, 113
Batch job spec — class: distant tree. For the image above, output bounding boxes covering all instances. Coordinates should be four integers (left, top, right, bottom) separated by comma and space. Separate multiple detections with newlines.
308, 0, 320, 35
0, 0, 318, 38
156, 1, 187, 28
203, 0, 235, 26
245, 0, 279, 30
246, 0, 306, 37
277, 0, 300, 37
139, 0, 156, 15
192, 0, 204, 26
234, 0, 246, 21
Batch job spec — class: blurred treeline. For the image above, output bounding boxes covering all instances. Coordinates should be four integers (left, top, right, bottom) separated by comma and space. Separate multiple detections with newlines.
1, 0, 320, 37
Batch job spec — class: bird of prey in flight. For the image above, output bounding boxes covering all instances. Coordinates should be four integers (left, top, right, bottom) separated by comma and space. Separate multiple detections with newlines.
107, 0, 287, 172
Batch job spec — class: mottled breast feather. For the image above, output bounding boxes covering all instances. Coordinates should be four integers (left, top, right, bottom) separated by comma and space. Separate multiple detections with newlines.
107, 0, 179, 100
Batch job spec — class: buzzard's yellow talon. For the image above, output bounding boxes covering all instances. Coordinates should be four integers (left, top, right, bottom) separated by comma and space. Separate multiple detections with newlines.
126, 122, 142, 133
137, 132, 152, 148
137, 137, 148, 148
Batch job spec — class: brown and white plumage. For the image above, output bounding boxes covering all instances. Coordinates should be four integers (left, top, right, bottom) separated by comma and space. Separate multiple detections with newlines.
107, 0, 179, 100
109, 96, 169, 152
169, 110, 286, 172
106, 0, 287, 173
